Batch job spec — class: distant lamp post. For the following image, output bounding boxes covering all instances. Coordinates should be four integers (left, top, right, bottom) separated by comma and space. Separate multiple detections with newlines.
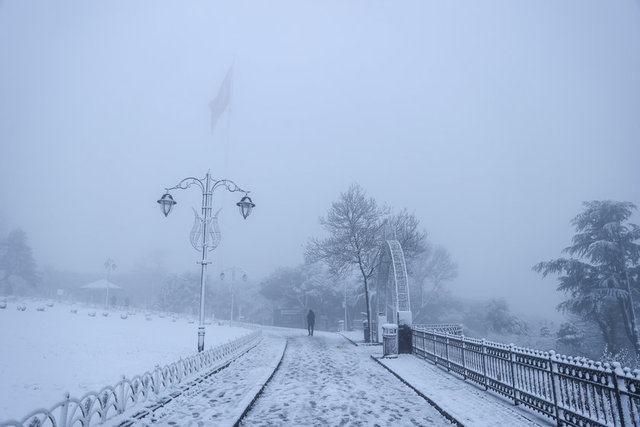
104, 258, 116, 310
157, 170, 254, 352
219, 267, 248, 323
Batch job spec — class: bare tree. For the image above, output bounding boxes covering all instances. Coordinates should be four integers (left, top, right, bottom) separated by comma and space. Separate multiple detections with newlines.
306, 184, 383, 340
306, 184, 428, 341
413, 245, 458, 307
386, 208, 428, 272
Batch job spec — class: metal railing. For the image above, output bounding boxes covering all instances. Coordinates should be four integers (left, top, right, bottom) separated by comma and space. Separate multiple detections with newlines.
0, 329, 263, 427
413, 323, 463, 335
412, 326, 640, 426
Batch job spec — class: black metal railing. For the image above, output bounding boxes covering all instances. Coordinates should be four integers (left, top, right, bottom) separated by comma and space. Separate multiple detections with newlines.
412, 326, 640, 426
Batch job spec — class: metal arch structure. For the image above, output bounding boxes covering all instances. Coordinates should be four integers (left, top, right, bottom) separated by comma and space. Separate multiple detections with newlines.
373, 239, 412, 349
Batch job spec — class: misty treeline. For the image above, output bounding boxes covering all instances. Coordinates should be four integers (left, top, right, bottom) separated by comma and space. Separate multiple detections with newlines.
2, 197, 639, 367
301, 184, 534, 341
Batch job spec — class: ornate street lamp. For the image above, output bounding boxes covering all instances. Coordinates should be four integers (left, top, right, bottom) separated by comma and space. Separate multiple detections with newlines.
219, 266, 248, 322
157, 170, 254, 352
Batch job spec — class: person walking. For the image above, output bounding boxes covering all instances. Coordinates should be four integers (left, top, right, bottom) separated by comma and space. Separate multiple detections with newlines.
306, 309, 315, 336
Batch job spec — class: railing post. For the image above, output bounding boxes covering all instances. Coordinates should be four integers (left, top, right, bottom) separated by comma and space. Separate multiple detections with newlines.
461, 337, 467, 380
548, 350, 561, 427
433, 332, 437, 365
481, 339, 488, 390
509, 344, 518, 406
445, 333, 451, 371
411, 328, 416, 354
611, 362, 627, 427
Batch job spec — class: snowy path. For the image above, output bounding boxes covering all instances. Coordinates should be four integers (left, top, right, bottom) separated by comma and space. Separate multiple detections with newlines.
376, 355, 553, 427
239, 331, 452, 426
106, 328, 553, 427
116, 336, 286, 427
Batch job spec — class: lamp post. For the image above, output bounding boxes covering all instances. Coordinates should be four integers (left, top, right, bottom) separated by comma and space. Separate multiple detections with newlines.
157, 170, 255, 352
104, 258, 116, 311
219, 267, 247, 323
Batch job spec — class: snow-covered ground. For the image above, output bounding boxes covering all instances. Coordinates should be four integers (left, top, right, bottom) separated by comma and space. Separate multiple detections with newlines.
114, 335, 287, 426
2, 302, 557, 426
240, 329, 453, 426
112, 328, 454, 426
0, 298, 251, 421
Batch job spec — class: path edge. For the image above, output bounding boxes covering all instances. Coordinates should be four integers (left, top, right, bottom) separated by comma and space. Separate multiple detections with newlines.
115, 336, 264, 427
232, 339, 288, 427
338, 332, 358, 346
370, 355, 464, 427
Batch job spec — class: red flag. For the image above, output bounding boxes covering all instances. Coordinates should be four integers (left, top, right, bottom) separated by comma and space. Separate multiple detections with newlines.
209, 67, 232, 132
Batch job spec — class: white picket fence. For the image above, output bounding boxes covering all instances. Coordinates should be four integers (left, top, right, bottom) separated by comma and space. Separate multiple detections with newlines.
0, 329, 262, 427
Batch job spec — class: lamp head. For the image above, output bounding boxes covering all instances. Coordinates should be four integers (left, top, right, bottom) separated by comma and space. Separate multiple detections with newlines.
157, 192, 177, 217
236, 195, 255, 219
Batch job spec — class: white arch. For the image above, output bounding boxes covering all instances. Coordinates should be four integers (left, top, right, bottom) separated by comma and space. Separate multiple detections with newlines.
375, 239, 411, 328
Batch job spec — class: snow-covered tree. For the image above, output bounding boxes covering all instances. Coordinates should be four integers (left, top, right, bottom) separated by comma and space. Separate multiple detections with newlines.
556, 322, 585, 353
260, 266, 306, 308
155, 272, 201, 314
534, 200, 640, 355
306, 184, 428, 341
385, 208, 428, 271
412, 244, 458, 307
306, 184, 385, 341
259, 263, 341, 317
484, 298, 529, 335
0, 228, 39, 294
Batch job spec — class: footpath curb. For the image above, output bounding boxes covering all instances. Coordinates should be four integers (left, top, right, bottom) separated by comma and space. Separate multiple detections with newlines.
371, 355, 464, 427
232, 339, 288, 427
338, 332, 359, 347
338, 332, 382, 348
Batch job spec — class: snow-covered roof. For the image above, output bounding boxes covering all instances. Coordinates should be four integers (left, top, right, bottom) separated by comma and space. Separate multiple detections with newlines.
80, 279, 121, 290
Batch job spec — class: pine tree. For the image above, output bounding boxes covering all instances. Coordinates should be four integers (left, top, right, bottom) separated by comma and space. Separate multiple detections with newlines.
0, 228, 39, 294
534, 201, 640, 354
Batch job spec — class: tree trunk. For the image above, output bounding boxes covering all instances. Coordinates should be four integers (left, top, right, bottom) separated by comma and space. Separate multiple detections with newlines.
624, 271, 640, 355
596, 318, 616, 354
363, 275, 372, 343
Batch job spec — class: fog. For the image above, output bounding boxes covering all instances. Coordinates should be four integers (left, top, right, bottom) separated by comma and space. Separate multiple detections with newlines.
1, 1, 639, 320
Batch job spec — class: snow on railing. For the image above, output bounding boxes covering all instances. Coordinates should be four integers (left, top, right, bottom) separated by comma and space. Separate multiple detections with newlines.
412, 323, 463, 336
0, 329, 263, 427
412, 326, 640, 427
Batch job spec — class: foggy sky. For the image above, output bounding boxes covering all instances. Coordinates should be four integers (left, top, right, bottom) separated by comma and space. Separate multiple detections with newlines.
1, 1, 639, 319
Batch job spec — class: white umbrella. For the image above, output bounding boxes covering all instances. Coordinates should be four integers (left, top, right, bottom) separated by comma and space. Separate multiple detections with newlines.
81, 279, 121, 290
